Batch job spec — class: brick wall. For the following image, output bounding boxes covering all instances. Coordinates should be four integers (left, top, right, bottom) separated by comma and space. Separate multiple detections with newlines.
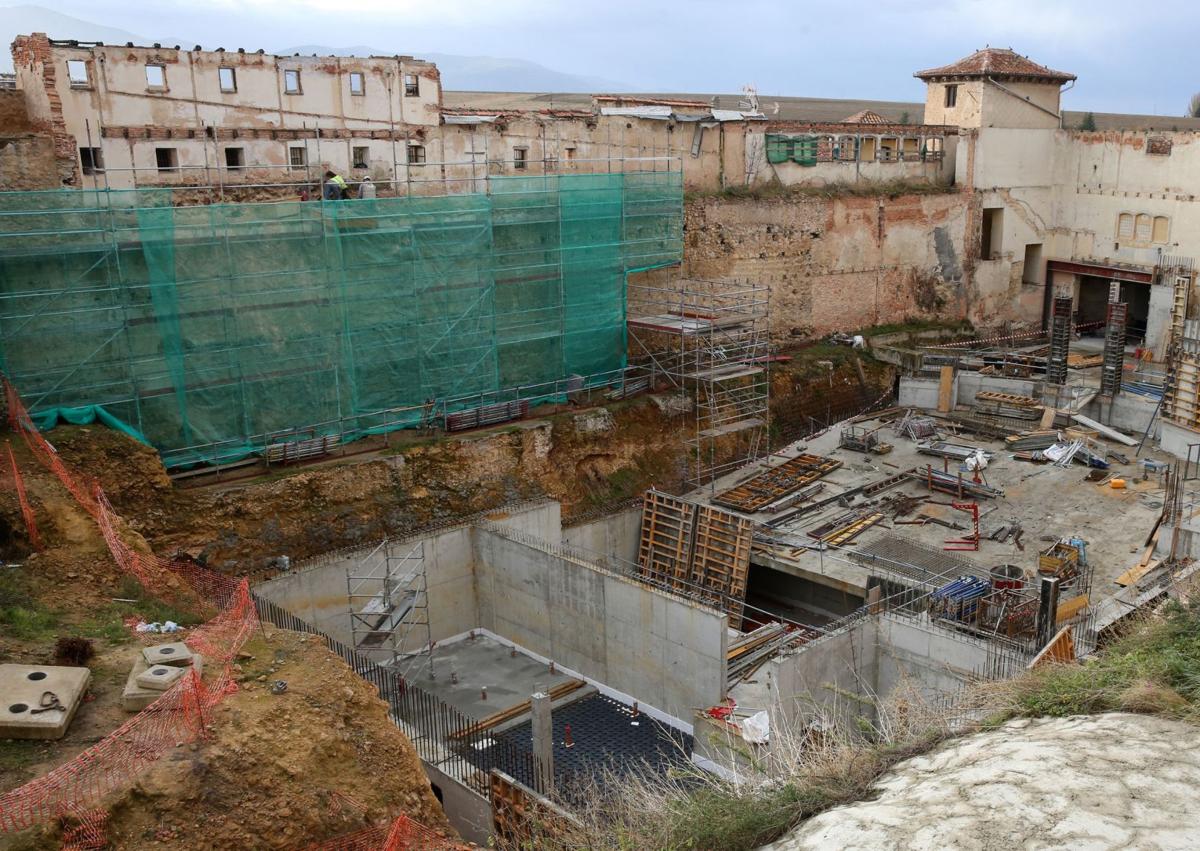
683, 192, 978, 338
11, 33, 80, 186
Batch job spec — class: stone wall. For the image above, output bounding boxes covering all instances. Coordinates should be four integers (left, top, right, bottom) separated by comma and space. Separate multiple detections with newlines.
683, 191, 976, 338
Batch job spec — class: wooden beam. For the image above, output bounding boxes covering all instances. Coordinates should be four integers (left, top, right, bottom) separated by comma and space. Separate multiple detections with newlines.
937, 366, 954, 413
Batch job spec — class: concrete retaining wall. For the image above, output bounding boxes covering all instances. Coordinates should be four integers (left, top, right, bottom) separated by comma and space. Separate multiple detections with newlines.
561, 506, 642, 564
768, 617, 879, 731
767, 612, 1014, 734
874, 614, 996, 699
472, 527, 728, 717
897, 377, 945, 410
255, 502, 561, 650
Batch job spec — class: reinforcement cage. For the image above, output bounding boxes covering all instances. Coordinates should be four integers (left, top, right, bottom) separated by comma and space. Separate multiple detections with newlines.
0, 170, 683, 467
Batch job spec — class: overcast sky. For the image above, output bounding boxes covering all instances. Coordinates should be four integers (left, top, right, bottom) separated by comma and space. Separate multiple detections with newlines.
17, 0, 1200, 114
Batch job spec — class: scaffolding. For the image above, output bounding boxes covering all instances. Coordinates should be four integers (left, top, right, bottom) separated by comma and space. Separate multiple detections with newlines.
0, 167, 684, 467
627, 273, 769, 489
347, 539, 433, 675
1046, 294, 1072, 386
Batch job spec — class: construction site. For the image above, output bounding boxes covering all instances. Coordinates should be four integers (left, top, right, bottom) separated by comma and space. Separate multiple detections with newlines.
5, 28, 1200, 851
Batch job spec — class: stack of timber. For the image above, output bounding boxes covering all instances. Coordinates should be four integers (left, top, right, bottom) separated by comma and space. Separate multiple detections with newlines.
974, 391, 1044, 420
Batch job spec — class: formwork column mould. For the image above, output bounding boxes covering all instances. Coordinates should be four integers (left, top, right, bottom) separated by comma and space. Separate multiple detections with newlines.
1101, 301, 1127, 397
1046, 295, 1072, 386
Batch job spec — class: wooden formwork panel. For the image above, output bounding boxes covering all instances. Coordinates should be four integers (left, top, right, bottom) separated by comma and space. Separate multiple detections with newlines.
490, 770, 574, 846
711, 453, 842, 513
691, 505, 752, 620
638, 490, 696, 588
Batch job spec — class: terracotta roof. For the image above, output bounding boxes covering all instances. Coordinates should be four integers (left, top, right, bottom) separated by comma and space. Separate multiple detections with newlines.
915, 48, 1075, 83
842, 109, 888, 124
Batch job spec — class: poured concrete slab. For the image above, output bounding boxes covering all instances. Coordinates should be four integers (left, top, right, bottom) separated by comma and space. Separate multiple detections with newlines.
406, 634, 576, 723
0, 664, 91, 740
123, 653, 205, 712
142, 642, 193, 667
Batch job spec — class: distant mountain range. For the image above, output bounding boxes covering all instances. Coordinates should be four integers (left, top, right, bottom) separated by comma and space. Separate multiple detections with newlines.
0, 5, 631, 92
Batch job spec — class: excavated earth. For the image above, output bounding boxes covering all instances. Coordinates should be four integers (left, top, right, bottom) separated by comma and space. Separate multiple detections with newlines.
0, 437, 461, 850
39, 352, 891, 576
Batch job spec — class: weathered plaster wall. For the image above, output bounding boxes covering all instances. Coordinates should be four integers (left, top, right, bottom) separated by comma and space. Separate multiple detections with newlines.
683, 192, 978, 337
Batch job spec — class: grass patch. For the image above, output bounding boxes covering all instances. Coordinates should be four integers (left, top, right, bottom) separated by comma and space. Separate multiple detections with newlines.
999, 598, 1200, 721
0, 568, 57, 641
78, 576, 205, 643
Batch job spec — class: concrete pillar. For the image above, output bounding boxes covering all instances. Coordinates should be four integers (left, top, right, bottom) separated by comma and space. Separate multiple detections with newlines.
530, 691, 554, 795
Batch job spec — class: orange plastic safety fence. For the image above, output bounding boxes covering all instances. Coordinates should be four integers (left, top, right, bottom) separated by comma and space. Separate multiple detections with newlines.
305, 814, 462, 851
0, 377, 258, 837
58, 810, 107, 851
6, 440, 43, 551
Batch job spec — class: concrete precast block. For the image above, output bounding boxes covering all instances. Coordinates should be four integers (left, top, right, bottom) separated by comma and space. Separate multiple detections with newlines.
142, 642, 194, 667
135, 663, 187, 691
0, 664, 91, 740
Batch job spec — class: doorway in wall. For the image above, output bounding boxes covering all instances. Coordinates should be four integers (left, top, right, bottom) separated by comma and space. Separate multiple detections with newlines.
1077, 276, 1149, 342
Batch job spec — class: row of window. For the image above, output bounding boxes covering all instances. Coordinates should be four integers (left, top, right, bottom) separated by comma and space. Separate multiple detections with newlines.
1116, 212, 1170, 245
78, 142, 431, 175
78, 143, 548, 175
65, 59, 420, 97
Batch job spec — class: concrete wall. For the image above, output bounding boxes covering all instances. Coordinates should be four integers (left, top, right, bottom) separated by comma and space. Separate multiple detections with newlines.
874, 613, 1002, 700
955, 373, 1037, 406
561, 506, 642, 564
768, 617, 879, 731
897, 377, 947, 409
255, 502, 561, 650
472, 526, 727, 717
424, 761, 492, 846
768, 611, 1020, 736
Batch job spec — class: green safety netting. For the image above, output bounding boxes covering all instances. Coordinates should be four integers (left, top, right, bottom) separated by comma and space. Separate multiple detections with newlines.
0, 172, 683, 467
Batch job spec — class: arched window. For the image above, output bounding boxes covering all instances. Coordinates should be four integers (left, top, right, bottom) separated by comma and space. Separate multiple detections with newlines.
1116, 213, 1134, 241
1135, 214, 1152, 243
1152, 216, 1170, 244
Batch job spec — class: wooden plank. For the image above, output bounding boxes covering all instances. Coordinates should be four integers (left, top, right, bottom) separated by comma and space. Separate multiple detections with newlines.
1056, 594, 1090, 623
937, 365, 954, 413
1039, 406, 1058, 429
1116, 559, 1161, 588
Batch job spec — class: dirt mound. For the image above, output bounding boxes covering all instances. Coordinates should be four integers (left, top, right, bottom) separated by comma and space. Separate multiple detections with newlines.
99, 629, 459, 849
48, 426, 177, 528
